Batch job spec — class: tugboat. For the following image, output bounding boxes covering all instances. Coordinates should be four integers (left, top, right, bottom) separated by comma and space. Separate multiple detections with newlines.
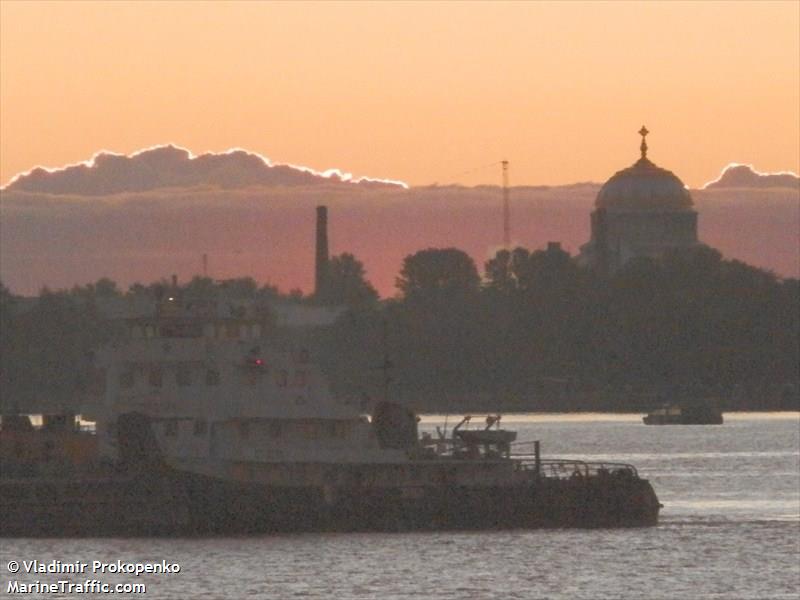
643, 401, 723, 425
1, 291, 661, 536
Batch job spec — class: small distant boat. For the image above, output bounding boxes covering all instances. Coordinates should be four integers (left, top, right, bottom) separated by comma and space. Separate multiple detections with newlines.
643, 401, 723, 425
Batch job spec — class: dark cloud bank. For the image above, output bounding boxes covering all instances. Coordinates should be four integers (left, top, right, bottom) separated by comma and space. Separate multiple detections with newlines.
1, 151, 798, 296
4, 145, 403, 196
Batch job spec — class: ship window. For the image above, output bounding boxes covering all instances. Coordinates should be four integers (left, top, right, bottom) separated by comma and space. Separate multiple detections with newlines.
298, 422, 317, 440
269, 421, 282, 438
161, 322, 203, 338
176, 364, 192, 386
206, 369, 220, 386
119, 371, 134, 388
193, 420, 208, 436
164, 421, 178, 437
276, 370, 288, 387
239, 422, 250, 438
149, 368, 163, 388
293, 371, 307, 387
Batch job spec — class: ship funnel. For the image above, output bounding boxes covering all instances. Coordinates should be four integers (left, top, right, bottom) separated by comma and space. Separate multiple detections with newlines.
315, 206, 329, 300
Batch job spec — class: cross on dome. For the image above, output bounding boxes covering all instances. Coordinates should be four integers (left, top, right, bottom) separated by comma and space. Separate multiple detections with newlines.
639, 126, 649, 159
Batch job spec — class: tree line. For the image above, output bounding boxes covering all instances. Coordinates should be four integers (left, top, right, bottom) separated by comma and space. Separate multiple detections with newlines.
0, 245, 797, 413
319, 245, 799, 411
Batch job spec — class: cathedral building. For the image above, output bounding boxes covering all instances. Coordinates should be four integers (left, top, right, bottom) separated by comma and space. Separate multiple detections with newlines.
579, 127, 699, 272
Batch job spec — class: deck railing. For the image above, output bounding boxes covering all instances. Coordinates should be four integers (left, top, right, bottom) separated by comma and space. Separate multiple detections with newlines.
511, 454, 639, 479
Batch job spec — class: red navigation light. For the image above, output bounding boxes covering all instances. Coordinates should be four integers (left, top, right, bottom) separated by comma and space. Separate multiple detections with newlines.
246, 357, 266, 369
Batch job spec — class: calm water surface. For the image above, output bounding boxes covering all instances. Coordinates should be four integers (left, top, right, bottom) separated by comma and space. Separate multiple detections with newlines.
3, 413, 798, 599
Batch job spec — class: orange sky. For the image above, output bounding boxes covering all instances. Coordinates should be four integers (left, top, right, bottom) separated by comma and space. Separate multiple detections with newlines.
1, 1, 798, 188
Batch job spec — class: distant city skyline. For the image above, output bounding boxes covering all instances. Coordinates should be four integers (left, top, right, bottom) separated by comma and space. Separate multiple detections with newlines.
1, 2, 798, 188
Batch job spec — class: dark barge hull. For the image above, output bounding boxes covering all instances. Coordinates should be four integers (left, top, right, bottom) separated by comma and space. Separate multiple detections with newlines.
643, 414, 723, 425
0, 474, 191, 537
180, 472, 660, 534
0, 470, 660, 537
1, 414, 660, 536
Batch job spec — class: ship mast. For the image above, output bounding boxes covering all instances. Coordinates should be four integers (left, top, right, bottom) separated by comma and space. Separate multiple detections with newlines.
380, 319, 393, 402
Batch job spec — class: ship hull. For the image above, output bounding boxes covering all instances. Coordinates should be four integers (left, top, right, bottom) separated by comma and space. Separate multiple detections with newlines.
0, 474, 191, 537
0, 468, 660, 536
643, 415, 723, 425
178, 471, 660, 533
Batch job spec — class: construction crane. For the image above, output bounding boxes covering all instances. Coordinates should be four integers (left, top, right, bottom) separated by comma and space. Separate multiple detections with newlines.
502, 160, 510, 249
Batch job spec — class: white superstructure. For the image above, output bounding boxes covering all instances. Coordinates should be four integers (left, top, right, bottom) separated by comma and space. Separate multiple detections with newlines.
95, 297, 407, 482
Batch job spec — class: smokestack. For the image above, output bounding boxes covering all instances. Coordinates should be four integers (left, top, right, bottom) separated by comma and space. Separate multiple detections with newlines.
315, 206, 329, 300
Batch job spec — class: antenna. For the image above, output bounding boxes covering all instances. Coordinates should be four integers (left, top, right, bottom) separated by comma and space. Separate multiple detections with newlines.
369, 319, 394, 404
380, 319, 393, 403
502, 160, 510, 248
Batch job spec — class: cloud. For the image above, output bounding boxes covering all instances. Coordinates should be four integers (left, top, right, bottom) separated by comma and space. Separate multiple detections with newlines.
2, 145, 408, 195
703, 163, 799, 190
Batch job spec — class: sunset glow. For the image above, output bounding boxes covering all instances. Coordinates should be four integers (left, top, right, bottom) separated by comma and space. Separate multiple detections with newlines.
1, 1, 798, 188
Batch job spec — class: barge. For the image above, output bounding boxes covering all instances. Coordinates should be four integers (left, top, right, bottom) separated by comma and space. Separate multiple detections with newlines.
643, 402, 723, 425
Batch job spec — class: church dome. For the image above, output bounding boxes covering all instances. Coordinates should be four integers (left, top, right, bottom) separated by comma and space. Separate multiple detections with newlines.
596, 127, 693, 211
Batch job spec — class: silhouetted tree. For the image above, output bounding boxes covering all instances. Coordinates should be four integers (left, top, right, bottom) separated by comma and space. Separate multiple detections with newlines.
0, 282, 16, 407
70, 277, 122, 300
323, 253, 378, 308
183, 276, 216, 298
1, 289, 111, 410
484, 247, 530, 293
258, 282, 281, 301
218, 277, 259, 298
396, 248, 480, 299
0, 281, 14, 321
126, 282, 148, 296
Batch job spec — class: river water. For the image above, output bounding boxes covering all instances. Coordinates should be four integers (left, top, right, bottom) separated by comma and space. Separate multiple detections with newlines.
3, 413, 798, 599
